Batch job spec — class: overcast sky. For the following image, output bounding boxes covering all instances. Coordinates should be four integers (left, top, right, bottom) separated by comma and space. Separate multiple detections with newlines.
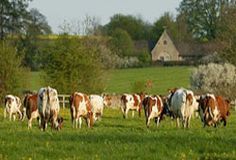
29, 0, 182, 33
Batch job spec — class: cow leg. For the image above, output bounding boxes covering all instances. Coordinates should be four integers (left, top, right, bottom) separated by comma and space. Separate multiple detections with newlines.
132, 110, 135, 118
124, 108, 130, 119
17, 109, 22, 120
9, 112, 12, 121
79, 117, 82, 129
176, 117, 180, 128
138, 105, 142, 117
13, 114, 16, 121
28, 118, 32, 129
156, 117, 160, 127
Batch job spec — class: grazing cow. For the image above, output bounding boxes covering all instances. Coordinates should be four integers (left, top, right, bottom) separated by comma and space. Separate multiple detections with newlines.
4, 95, 23, 121
23, 93, 40, 129
37, 87, 62, 131
143, 95, 164, 128
121, 93, 145, 118
103, 94, 122, 109
89, 94, 105, 121
168, 88, 196, 128
198, 94, 230, 127
69, 92, 93, 128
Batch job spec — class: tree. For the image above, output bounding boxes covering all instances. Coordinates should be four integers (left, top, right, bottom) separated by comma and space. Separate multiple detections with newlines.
109, 28, 134, 57
43, 35, 106, 94
0, 41, 29, 102
178, 0, 223, 41
190, 63, 236, 100
26, 8, 52, 35
217, 5, 236, 65
103, 14, 150, 40
151, 12, 177, 42
0, 0, 31, 39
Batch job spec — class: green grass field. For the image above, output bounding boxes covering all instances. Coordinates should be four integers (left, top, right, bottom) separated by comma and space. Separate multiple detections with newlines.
1, 66, 236, 159
0, 108, 235, 159
29, 66, 192, 95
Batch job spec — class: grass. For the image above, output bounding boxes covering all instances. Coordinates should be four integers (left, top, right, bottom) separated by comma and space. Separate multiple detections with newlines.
30, 66, 192, 94
1, 66, 235, 159
0, 108, 236, 159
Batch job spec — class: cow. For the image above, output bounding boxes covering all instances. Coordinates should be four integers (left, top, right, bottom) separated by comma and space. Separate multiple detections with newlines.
103, 94, 122, 109
143, 95, 164, 128
89, 94, 104, 121
37, 87, 63, 131
168, 88, 196, 128
4, 95, 23, 121
69, 92, 93, 128
197, 94, 230, 127
121, 92, 145, 119
23, 93, 40, 129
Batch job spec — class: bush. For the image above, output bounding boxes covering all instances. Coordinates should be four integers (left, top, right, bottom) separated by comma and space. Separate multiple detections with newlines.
43, 35, 106, 94
190, 63, 236, 100
0, 41, 29, 102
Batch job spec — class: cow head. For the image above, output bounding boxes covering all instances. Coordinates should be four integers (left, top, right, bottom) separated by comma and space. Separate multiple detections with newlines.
103, 94, 112, 107
56, 116, 64, 130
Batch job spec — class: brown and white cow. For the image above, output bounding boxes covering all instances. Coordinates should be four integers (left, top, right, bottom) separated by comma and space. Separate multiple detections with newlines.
121, 93, 145, 118
198, 94, 230, 127
168, 88, 196, 128
23, 93, 40, 129
38, 87, 63, 131
69, 92, 93, 128
143, 95, 164, 128
4, 95, 23, 121
103, 94, 122, 109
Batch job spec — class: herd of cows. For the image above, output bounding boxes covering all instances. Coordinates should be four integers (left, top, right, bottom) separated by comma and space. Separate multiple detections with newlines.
3, 86, 231, 131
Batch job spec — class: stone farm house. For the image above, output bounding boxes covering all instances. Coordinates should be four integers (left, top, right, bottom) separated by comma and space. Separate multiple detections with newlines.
150, 29, 219, 63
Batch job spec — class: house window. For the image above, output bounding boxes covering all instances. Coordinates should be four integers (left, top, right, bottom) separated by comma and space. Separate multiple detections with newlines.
163, 40, 167, 45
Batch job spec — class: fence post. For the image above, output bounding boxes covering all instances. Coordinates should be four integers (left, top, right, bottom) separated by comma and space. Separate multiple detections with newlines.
63, 96, 65, 109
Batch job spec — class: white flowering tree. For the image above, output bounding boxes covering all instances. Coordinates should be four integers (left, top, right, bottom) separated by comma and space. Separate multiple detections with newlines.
190, 63, 236, 101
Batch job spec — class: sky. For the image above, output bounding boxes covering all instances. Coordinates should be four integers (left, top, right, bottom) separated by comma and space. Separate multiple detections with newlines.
29, 0, 182, 34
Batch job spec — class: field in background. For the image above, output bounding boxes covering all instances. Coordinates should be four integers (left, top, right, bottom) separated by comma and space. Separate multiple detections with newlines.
29, 66, 192, 94
0, 108, 235, 159
2, 66, 235, 159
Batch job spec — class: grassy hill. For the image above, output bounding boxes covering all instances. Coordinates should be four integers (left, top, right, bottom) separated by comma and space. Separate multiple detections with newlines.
29, 66, 192, 94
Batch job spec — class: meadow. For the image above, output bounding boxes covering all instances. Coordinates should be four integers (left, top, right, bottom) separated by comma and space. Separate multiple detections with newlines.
1, 66, 236, 159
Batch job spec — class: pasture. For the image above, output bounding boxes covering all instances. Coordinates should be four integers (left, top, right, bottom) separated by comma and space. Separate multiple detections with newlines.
1, 66, 236, 159
0, 108, 236, 159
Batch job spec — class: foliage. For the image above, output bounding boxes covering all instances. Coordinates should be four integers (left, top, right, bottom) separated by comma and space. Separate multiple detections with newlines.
43, 35, 106, 94
217, 5, 236, 65
109, 28, 135, 57
190, 63, 236, 99
0, 41, 29, 102
0, 0, 31, 39
103, 14, 151, 40
178, 0, 223, 41
150, 12, 177, 42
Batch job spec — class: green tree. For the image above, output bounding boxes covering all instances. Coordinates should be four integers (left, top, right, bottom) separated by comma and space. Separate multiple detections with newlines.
217, 5, 236, 65
109, 28, 134, 57
151, 12, 177, 42
43, 35, 106, 94
0, 0, 31, 39
0, 41, 29, 101
178, 0, 223, 41
103, 14, 150, 40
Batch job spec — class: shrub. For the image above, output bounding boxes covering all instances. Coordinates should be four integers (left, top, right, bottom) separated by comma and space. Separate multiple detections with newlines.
43, 35, 106, 94
0, 41, 29, 102
190, 63, 236, 100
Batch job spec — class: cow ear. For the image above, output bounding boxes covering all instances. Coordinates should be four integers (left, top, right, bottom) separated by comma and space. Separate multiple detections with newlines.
225, 99, 230, 104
